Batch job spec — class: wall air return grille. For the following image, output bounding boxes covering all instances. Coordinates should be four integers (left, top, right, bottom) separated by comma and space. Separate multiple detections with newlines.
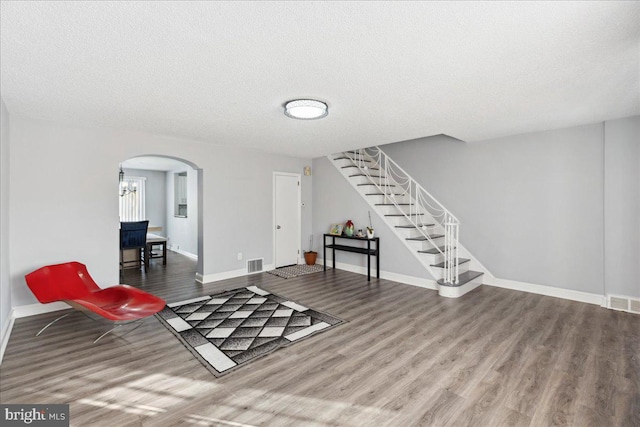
607, 295, 640, 314
247, 258, 264, 274
609, 296, 629, 311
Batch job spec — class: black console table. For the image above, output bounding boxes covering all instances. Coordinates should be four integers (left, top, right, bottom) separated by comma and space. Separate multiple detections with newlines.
323, 233, 380, 281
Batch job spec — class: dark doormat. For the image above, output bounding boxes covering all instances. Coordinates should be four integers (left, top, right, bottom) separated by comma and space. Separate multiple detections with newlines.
266, 264, 327, 279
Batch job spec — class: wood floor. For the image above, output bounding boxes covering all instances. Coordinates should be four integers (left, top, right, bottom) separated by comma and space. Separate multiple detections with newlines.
1, 252, 638, 426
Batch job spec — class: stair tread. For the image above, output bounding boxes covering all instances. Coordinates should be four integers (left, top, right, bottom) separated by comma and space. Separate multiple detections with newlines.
417, 245, 454, 254
359, 183, 396, 187
385, 213, 424, 216
366, 193, 406, 196
342, 165, 379, 170
334, 156, 372, 162
437, 270, 484, 287
406, 235, 445, 241
395, 224, 435, 228
376, 203, 411, 206
431, 258, 471, 268
349, 174, 386, 178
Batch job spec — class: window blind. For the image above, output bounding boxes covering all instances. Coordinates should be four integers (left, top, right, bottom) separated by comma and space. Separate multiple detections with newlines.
119, 176, 146, 222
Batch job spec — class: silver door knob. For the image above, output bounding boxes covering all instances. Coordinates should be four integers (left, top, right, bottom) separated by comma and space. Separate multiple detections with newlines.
276, 225, 281, 229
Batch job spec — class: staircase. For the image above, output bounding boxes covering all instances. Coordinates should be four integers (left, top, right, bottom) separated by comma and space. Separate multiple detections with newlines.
328, 147, 493, 298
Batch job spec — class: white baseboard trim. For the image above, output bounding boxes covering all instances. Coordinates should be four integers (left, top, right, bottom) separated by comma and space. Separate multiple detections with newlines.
12, 301, 69, 318
381, 270, 438, 290
488, 278, 605, 306
169, 248, 198, 260
1, 302, 69, 365
197, 264, 276, 284
0, 313, 15, 365
317, 258, 438, 290
319, 258, 611, 306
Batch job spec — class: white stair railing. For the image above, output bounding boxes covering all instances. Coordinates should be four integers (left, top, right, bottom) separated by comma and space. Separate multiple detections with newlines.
344, 147, 460, 284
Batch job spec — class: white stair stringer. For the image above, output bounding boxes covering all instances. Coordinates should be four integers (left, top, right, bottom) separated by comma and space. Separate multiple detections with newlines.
329, 151, 495, 298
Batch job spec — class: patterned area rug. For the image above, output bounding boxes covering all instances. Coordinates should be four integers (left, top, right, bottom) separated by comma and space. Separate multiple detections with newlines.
267, 263, 326, 279
157, 286, 344, 377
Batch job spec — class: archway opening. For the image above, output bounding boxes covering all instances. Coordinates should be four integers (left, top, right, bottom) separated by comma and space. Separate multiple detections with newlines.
118, 155, 203, 287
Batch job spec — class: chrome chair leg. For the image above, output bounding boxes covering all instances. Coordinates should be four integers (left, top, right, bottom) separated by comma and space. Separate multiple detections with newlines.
35, 312, 71, 336
36, 306, 147, 343
92, 319, 144, 344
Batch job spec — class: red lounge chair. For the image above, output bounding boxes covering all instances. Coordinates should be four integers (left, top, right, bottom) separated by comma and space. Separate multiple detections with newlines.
25, 261, 166, 343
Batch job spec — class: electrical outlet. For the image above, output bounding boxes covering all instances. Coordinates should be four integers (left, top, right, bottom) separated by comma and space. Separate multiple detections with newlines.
237, 252, 243, 260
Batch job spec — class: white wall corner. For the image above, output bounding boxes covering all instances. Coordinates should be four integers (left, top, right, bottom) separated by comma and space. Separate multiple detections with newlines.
2, 302, 70, 364
0, 312, 16, 365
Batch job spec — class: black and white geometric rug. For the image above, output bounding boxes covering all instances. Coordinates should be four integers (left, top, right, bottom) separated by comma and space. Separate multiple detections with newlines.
267, 264, 326, 279
156, 286, 344, 377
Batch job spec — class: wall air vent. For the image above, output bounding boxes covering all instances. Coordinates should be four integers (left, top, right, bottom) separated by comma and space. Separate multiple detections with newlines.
607, 295, 640, 314
247, 258, 264, 274
609, 296, 629, 311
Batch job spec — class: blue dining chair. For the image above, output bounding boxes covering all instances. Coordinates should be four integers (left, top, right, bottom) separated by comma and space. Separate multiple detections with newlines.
120, 220, 149, 276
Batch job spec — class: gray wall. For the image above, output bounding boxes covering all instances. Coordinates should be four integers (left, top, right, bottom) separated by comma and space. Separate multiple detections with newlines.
1, 99, 11, 343
166, 167, 198, 256
380, 125, 606, 294
378, 118, 639, 296
604, 116, 640, 297
8, 114, 312, 307
314, 117, 639, 297
122, 167, 167, 236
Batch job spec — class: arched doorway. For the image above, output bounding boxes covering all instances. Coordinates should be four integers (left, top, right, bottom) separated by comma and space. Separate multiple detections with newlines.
118, 155, 203, 284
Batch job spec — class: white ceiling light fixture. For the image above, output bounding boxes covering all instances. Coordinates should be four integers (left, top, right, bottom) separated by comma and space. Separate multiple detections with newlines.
284, 99, 328, 120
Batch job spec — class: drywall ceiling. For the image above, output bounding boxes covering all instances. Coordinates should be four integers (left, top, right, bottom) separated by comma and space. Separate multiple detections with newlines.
1, 1, 638, 158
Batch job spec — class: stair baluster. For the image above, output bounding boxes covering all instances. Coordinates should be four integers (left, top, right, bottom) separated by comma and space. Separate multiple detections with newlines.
344, 147, 460, 284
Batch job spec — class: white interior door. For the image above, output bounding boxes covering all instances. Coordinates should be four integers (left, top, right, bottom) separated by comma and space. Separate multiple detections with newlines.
274, 173, 300, 268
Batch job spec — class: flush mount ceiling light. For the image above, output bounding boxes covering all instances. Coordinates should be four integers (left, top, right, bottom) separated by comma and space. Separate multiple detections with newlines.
284, 99, 328, 120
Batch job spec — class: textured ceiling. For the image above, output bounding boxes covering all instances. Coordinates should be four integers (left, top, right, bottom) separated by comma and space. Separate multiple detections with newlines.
1, 1, 638, 158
